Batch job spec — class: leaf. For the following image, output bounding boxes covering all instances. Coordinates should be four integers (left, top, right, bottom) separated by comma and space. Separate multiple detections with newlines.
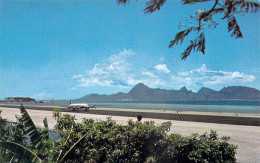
56, 126, 74, 163
42, 117, 51, 140
181, 32, 205, 60
227, 16, 243, 39
169, 27, 196, 48
58, 132, 88, 163
197, 32, 206, 54
182, 0, 212, 5
144, 0, 166, 14
239, 0, 260, 13
117, 0, 130, 4
19, 105, 42, 147
0, 141, 42, 163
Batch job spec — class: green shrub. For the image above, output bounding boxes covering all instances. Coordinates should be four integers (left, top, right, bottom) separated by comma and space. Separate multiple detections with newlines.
55, 112, 237, 163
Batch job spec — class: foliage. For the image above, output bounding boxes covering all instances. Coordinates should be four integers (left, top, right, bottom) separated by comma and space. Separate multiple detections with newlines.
54, 109, 237, 163
0, 105, 55, 162
0, 107, 237, 162
153, 131, 237, 162
117, 0, 260, 59
0, 110, 6, 140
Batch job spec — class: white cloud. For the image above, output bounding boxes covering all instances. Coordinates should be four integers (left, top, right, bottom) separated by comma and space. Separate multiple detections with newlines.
179, 64, 255, 86
178, 71, 190, 77
71, 51, 256, 91
197, 64, 207, 72
72, 49, 136, 88
78, 77, 113, 87
170, 75, 193, 87
71, 74, 83, 80
141, 71, 156, 78
108, 62, 119, 70
154, 64, 170, 73
89, 64, 106, 75
32, 92, 53, 100
108, 49, 135, 63
204, 71, 255, 85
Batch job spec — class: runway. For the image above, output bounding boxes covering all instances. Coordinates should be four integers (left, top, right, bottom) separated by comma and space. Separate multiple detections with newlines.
0, 104, 259, 126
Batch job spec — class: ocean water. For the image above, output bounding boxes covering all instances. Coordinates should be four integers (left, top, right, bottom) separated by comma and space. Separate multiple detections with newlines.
5, 100, 260, 114
90, 102, 260, 114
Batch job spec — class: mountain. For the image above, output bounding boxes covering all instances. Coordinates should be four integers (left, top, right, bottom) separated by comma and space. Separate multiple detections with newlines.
209, 86, 260, 100
128, 83, 153, 100
75, 83, 260, 102
197, 87, 218, 100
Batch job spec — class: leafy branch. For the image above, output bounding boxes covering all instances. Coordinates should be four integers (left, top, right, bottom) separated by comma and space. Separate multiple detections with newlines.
228, 16, 243, 38
144, 0, 167, 14
181, 32, 206, 60
117, 0, 260, 59
169, 27, 198, 47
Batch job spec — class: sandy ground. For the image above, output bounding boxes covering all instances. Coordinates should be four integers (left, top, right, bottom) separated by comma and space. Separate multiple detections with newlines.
1, 107, 260, 163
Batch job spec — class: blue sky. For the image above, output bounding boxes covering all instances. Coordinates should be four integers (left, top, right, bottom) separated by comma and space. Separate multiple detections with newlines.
0, 0, 259, 100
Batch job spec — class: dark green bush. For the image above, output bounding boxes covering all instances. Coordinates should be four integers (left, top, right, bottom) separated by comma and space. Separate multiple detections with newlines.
54, 110, 237, 163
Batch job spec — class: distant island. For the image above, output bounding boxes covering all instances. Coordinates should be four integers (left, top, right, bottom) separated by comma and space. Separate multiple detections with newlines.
75, 83, 260, 102
2, 97, 36, 102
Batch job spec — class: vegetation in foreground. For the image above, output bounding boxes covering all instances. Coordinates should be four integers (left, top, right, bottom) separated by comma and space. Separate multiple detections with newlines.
0, 106, 237, 162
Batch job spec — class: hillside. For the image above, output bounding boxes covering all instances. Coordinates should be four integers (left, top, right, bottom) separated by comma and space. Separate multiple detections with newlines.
75, 83, 260, 102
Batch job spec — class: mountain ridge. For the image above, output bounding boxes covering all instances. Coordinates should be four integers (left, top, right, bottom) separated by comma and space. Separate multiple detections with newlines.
75, 83, 260, 102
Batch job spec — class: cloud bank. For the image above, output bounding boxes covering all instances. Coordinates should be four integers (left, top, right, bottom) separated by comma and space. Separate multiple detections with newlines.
71, 50, 255, 91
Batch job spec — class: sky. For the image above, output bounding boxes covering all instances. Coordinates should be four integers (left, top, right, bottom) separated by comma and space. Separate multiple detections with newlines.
0, 0, 259, 100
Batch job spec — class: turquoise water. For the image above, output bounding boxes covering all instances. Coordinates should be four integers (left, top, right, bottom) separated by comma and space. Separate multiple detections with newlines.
5, 100, 260, 114
90, 102, 260, 114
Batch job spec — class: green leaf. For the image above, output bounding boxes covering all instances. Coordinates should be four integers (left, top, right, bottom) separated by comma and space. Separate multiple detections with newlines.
144, 0, 166, 14
19, 105, 42, 147
117, 0, 130, 4
181, 32, 205, 60
238, 0, 260, 13
169, 27, 196, 48
227, 16, 243, 39
182, 0, 212, 5
0, 141, 42, 163
59, 132, 88, 163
